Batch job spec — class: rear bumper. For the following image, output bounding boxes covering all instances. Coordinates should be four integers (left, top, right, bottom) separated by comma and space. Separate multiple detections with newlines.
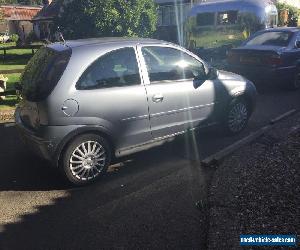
15, 109, 54, 161
225, 64, 296, 84
15, 108, 83, 165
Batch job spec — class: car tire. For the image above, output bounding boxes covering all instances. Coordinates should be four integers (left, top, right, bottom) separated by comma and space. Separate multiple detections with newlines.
61, 134, 111, 186
223, 98, 249, 135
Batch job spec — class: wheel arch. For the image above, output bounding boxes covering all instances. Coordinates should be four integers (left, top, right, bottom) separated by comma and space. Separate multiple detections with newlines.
54, 126, 116, 169
229, 91, 255, 115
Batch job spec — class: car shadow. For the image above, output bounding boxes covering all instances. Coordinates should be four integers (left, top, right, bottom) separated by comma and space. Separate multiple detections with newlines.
0, 124, 222, 192
0, 128, 217, 249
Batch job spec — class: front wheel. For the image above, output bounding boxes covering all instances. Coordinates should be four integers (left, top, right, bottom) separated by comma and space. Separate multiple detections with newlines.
223, 98, 249, 135
61, 134, 111, 186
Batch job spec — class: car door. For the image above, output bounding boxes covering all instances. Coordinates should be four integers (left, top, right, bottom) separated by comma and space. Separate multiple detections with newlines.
74, 47, 152, 151
137, 45, 217, 139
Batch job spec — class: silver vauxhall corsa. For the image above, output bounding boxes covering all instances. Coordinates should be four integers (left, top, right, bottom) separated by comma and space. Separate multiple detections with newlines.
15, 38, 257, 185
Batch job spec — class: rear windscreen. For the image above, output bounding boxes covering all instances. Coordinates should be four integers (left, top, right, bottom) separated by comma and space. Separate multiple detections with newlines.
21, 47, 71, 102
245, 31, 293, 47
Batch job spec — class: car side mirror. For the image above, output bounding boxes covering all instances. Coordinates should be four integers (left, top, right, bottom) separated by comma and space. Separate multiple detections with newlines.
206, 67, 218, 80
194, 67, 218, 81
296, 40, 300, 49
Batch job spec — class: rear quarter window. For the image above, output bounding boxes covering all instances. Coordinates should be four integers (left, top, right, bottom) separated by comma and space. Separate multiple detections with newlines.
76, 47, 140, 90
21, 47, 71, 102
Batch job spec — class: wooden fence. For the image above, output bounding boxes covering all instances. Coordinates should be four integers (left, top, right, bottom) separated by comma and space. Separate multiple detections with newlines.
0, 45, 43, 61
0, 69, 24, 74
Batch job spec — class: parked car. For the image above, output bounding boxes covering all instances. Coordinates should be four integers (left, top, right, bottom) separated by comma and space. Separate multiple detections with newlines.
0, 32, 10, 43
15, 38, 257, 185
226, 27, 300, 90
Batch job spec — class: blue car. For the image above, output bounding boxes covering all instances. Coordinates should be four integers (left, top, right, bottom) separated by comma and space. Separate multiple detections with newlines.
226, 27, 300, 90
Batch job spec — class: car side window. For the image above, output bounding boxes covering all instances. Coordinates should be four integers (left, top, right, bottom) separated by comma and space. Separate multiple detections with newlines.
76, 47, 141, 90
141, 46, 205, 83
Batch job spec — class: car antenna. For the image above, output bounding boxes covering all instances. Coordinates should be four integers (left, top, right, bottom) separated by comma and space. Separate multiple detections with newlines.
56, 26, 66, 44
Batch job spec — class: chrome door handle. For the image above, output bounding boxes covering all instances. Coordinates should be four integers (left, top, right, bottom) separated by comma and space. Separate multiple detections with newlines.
152, 94, 164, 103
61, 106, 68, 111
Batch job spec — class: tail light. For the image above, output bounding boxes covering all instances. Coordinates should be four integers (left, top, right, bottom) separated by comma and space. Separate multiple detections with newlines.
263, 54, 282, 66
227, 50, 239, 64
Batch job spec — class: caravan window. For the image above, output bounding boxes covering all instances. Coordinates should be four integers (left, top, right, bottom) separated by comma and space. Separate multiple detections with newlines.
157, 6, 176, 26
158, 6, 176, 26
197, 13, 215, 26
158, 4, 191, 26
217, 11, 238, 25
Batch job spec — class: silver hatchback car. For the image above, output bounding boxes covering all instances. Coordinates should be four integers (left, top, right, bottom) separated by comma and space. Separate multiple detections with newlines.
15, 38, 257, 185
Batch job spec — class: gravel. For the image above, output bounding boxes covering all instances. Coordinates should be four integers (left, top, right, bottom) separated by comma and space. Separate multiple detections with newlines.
207, 112, 300, 250
0, 110, 14, 122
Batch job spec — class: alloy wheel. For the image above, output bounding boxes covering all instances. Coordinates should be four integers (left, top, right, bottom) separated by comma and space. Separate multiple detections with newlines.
228, 102, 248, 133
69, 140, 107, 181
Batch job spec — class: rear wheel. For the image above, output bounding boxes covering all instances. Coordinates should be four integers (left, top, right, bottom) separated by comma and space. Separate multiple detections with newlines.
61, 134, 111, 186
223, 98, 249, 135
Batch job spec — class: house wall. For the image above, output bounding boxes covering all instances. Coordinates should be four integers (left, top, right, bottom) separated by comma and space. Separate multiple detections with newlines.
0, 21, 8, 33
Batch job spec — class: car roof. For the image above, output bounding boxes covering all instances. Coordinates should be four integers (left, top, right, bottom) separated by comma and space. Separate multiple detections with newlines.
262, 27, 300, 33
48, 37, 178, 53
63, 37, 168, 49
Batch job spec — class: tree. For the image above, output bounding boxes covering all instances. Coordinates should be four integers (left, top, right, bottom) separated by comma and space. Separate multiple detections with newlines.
276, 2, 299, 27
55, 0, 157, 40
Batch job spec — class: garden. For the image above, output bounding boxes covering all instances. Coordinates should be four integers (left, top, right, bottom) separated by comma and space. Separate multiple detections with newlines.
0, 39, 43, 121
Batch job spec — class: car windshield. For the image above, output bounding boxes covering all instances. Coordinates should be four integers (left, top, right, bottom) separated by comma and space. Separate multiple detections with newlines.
245, 31, 293, 47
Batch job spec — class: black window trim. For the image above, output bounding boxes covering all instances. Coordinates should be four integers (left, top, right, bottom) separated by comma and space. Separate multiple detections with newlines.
75, 46, 142, 90
149, 78, 196, 85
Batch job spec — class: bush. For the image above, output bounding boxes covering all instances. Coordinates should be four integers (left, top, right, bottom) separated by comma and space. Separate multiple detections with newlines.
10, 34, 19, 43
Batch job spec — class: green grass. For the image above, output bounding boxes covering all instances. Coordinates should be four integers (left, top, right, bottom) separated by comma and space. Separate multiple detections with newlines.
0, 72, 21, 110
0, 47, 28, 111
0, 95, 18, 111
0, 73, 20, 110
0, 42, 44, 112
0, 48, 34, 55
7, 73, 21, 87
0, 42, 36, 55
0, 57, 29, 69
0, 42, 15, 48
191, 30, 245, 48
